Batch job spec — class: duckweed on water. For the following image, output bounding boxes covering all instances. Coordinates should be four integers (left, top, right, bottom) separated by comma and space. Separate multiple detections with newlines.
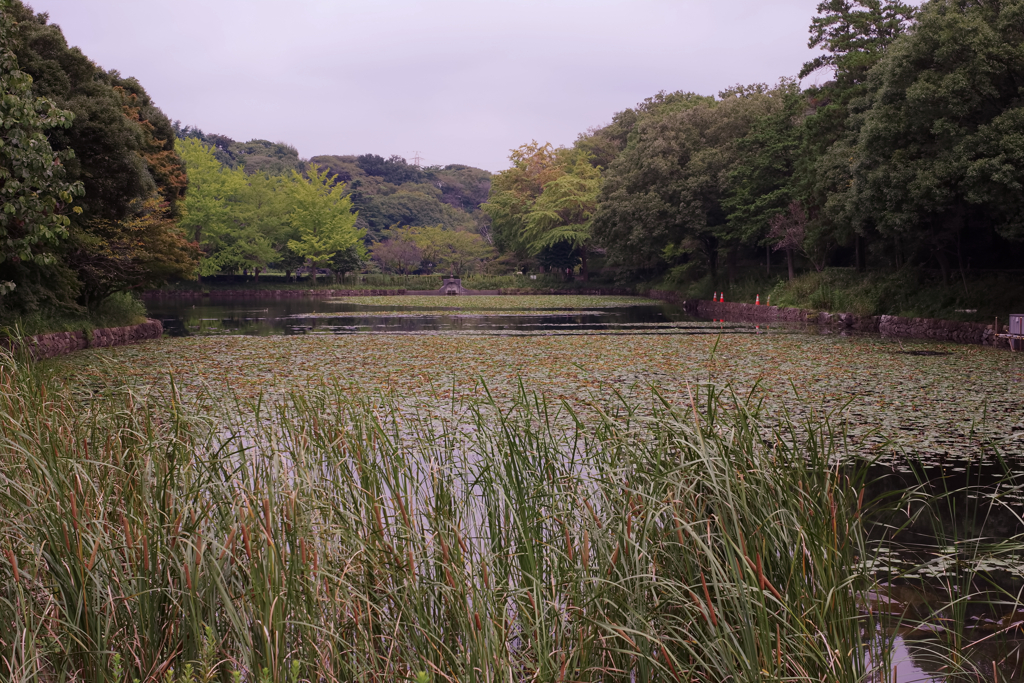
58, 329, 1024, 462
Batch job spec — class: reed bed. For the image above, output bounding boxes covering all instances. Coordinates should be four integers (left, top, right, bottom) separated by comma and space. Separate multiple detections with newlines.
0, 353, 1019, 682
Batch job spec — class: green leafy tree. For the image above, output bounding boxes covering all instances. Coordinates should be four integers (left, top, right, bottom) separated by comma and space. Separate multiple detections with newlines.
593, 85, 784, 279
176, 137, 247, 276
796, 0, 917, 268
402, 225, 494, 276
800, 0, 918, 88
847, 0, 1024, 276
483, 141, 564, 259
523, 157, 601, 280
723, 80, 803, 275
286, 164, 364, 282
230, 172, 291, 280
0, 2, 83, 298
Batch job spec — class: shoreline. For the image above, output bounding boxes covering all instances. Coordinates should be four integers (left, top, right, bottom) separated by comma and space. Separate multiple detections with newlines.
1, 319, 164, 361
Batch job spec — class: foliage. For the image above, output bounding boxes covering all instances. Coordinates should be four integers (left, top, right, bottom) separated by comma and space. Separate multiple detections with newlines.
176, 137, 248, 275
483, 0, 1024, 289
67, 197, 198, 305
593, 85, 788, 278
799, 0, 918, 87
370, 236, 422, 274
400, 225, 495, 276
484, 142, 601, 279
0, 3, 83, 298
0, 0, 189, 323
845, 0, 1024, 277
286, 165, 364, 282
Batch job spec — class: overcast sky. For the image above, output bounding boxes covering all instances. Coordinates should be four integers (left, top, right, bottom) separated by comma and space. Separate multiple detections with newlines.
26, 0, 832, 172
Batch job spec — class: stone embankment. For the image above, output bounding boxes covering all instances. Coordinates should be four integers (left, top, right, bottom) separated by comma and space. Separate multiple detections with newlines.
647, 290, 1010, 348
1, 319, 164, 361
142, 289, 407, 299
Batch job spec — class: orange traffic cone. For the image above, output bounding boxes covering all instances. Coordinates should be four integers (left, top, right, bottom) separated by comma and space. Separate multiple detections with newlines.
720, 292, 725, 303
713, 292, 718, 302
756, 295, 760, 306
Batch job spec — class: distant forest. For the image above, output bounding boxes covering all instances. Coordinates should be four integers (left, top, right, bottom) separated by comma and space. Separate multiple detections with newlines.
171, 124, 493, 242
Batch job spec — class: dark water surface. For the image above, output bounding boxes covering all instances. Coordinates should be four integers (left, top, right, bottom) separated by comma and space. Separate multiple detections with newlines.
146, 295, 751, 337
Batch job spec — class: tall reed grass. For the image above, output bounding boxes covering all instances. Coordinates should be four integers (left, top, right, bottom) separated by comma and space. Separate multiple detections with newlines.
0, 352, 1018, 682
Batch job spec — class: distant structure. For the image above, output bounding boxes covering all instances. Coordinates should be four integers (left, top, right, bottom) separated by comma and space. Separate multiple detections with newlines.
428, 278, 498, 296
412, 151, 424, 167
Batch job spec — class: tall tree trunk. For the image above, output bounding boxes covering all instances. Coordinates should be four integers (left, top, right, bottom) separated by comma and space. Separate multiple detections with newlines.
786, 248, 795, 282
254, 268, 261, 283
935, 248, 950, 283
727, 246, 737, 287
766, 243, 771, 276
581, 246, 589, 282
707, 238, 719, 279
957, 230, 968, 295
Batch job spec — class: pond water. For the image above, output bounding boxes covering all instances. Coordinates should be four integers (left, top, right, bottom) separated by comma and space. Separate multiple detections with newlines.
132, 294, 1024, 681
146, 294, 749, 337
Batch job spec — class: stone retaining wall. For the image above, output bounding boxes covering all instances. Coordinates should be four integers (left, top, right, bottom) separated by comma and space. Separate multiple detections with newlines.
647, 290, 1009, 348
1, 319, 164, 361
142, 289, 408, 299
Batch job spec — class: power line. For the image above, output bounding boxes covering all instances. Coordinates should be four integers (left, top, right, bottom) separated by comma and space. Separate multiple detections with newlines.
411, 150, 424, 167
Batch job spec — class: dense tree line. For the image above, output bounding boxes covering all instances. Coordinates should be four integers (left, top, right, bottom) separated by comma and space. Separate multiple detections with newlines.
486, 0, 1024, 285
0, 0, 196, 322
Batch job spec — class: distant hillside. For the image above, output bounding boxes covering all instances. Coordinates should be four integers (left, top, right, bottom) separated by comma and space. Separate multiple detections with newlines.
172, 125, 491, 240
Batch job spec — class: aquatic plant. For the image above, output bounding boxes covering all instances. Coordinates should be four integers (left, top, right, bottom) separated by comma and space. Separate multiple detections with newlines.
0, 354, 877, 682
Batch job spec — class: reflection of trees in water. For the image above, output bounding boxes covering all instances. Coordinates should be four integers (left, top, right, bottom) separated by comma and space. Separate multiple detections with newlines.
858, 455, 1024, 680
148, 298, 690, 337
903, 634, 1024, 681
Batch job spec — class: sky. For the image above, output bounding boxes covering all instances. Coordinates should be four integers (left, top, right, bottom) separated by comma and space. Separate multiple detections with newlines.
26, 0, 832, 173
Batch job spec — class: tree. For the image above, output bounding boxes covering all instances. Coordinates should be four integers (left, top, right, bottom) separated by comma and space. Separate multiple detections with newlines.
523, 157, 601, 280
483, 141, 565, 258
723, 80, 803, 275
0, 2, 83, 299
767, 201, 807, 281
796, 0, 917, 269
67, 197, 198, 304
176, 137, 247, 276
593, 86, 784, 279
371, 238, 422, 274
403, 226, 494, 276
330, 244, 367, 282
846, 0, 1024, 276
286, 164, 364, 283
800, 0, 918, 88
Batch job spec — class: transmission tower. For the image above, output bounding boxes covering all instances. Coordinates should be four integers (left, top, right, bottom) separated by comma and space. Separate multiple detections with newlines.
411, 150, 424, 167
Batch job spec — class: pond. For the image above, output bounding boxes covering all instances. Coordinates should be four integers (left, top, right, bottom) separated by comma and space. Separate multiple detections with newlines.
70, 294, 1024, 681
146, 294, 745, 337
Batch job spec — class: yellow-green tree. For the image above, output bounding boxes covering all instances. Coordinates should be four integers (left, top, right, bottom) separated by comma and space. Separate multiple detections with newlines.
286, 164, 364, 282
401, 225, 494, 276
484, 143, 600, 279
176, 137, 247, 277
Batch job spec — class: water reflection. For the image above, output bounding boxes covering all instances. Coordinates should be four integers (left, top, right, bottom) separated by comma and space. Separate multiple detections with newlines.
146, 296, 758, 337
